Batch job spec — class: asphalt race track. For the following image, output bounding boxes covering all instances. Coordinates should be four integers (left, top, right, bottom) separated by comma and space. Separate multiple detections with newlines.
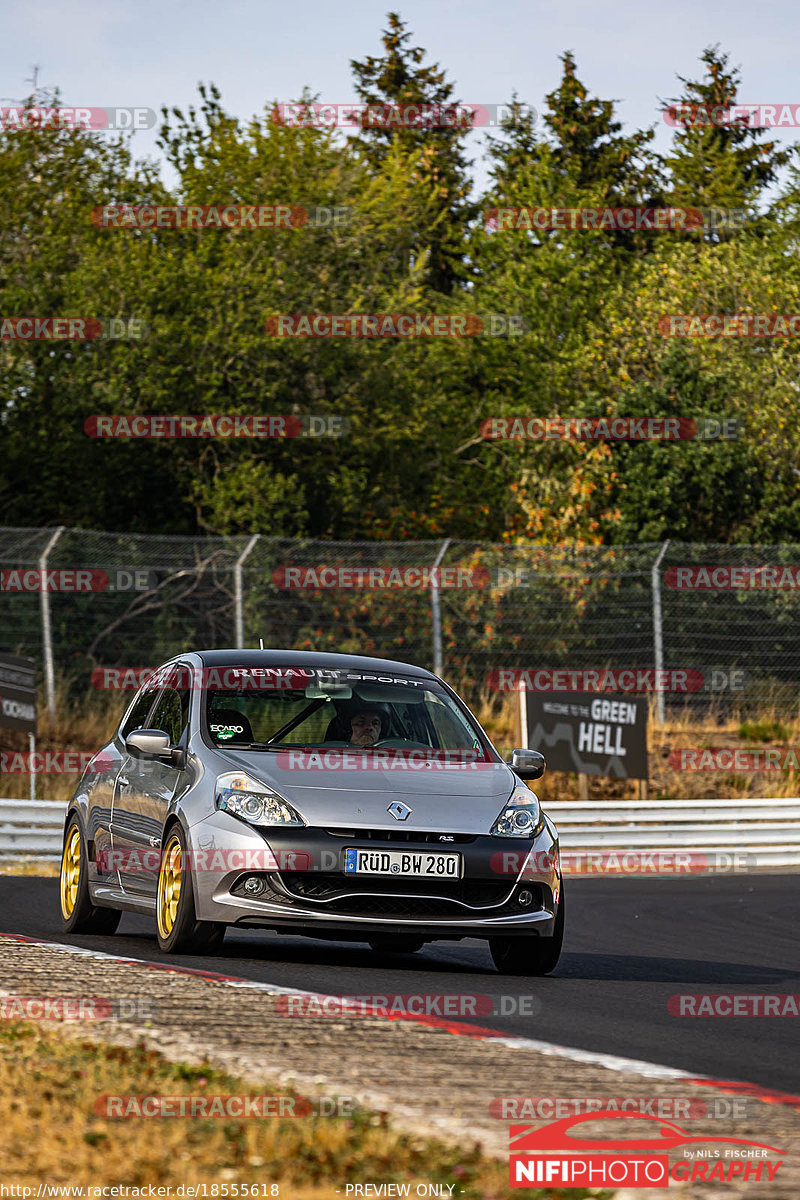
1, 874, 798, 1094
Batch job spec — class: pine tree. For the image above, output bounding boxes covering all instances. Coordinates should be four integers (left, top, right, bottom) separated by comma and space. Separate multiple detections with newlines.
542, 51, 658, 202
350, 12, 474, 292
663, 46, 789, 236
485, 52, 660, 248
486, 93, 539, 196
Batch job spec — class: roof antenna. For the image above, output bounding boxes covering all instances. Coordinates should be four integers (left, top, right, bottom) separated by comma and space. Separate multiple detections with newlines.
259, 637, 264, 650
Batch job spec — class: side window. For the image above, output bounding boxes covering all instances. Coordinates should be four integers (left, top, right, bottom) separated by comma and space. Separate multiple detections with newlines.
149, 687, 190, 746
120, 688, 158, 740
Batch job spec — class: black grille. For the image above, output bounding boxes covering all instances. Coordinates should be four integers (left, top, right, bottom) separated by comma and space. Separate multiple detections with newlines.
280, 871, 514, 909
337, 894, 478, 918
324, 828, 476, 843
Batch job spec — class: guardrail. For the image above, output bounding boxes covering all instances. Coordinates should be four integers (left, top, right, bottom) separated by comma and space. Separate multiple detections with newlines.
547, 796, 800, 870
2, 797, 800, 870
0, 800, 66, 859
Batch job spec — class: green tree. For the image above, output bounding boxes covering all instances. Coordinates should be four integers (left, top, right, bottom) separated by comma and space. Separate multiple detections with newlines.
0, 98, 183, 530
154, 83, 452, 537
466, 55, 664, 543
542, 51, 658, 202
350, 12, 474, 293
663, 46, 790, 236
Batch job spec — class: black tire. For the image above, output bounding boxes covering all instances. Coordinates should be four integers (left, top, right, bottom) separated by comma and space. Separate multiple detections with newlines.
60, 815, 121, 935
156, 824, 226, 954
368, 937, 425, 954
490, 882, 565, 976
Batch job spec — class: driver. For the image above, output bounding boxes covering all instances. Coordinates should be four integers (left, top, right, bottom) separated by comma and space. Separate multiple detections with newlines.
348, 708, 384, 747
327, 698, 391, 745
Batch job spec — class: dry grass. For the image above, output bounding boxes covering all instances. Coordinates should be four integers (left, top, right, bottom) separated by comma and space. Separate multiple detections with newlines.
0, 1022, 603, 1200
0, 859, 59, 876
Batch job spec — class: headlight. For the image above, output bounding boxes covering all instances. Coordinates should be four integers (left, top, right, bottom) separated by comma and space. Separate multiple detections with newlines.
490, 783, 543, 838
215, 772, 305, 828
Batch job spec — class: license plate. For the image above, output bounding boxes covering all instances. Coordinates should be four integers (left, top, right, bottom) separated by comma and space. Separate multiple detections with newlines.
344, 848, 462, 878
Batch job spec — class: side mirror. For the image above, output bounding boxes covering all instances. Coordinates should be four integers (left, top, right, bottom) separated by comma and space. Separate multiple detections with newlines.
126, 728, 185, 768
509, 748, 545, 780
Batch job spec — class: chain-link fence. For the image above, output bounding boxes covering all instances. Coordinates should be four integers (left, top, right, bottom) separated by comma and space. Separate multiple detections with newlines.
2, 526, 800, 717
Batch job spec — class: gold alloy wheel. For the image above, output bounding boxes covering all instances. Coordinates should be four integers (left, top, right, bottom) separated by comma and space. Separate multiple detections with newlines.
60, 825, 81, 919
157, 835, 182, 939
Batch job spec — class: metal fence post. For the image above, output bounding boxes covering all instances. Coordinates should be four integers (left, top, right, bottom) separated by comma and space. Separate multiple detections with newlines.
234, 535, 260, 649
430, 538, 452, 677
40, 525, 65, 717
517, 679, 528, 747
652, 539, 670, 725
28, 732, 36, 803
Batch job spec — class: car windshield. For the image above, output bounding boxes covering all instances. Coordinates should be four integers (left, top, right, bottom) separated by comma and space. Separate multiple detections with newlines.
203, 665, 491, 758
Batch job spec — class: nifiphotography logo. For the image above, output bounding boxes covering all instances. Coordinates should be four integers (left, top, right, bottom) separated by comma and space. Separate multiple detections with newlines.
508, 1110, 784, 1188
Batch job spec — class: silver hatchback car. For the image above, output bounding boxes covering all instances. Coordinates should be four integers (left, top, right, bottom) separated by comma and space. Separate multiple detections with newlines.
60, 650, 563, 974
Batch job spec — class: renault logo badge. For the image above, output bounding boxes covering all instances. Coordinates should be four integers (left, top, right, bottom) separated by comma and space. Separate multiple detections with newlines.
388, 801, 412, 821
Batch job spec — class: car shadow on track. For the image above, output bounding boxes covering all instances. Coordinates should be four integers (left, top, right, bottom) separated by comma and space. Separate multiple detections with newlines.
47, 920, 800, 986
214, 933, 500, 975
41, 936, 800, 991
49, 925, 498, 975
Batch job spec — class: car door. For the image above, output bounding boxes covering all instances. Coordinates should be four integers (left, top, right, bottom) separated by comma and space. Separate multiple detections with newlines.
113, 681, 191, 897
102, 684, 160, 882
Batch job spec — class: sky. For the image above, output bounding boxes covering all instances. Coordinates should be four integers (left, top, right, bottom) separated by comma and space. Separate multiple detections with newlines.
3, 0, 800, 192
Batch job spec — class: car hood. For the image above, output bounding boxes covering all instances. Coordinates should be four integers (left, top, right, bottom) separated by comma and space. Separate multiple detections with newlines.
215, 749, 517, 834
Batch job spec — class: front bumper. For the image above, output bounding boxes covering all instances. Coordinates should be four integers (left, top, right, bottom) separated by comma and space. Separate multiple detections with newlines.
188, 811, 561, 940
